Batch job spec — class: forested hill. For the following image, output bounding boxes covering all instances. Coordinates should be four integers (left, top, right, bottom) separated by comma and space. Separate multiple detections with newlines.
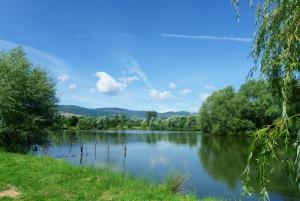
58, 105, 193, 119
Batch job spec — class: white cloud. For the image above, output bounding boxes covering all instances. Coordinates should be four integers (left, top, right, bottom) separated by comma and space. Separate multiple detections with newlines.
95, 72, 137, 95
121, 55, 152, 87
149, 89, 173, 101
149, 155, 169, 167
180, 88, 192, 95
69, 83, 77, 90
119, 76, 139, 84
205, 85, 215, 90
57, 74, 70, 82
199, 93, 211, 102
161, 33, 252, 42
168, 83, 176, 89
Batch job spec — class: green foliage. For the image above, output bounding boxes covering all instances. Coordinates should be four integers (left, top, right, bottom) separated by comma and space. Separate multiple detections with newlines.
0, 48, 58, 152
66, 115, 79, 128
232, 1, 300, 199
146, 110, 158, 122
198, 80, 279, 135
77, 117, 95, 130
59, 112, 199, 131
164, 174, 187, 193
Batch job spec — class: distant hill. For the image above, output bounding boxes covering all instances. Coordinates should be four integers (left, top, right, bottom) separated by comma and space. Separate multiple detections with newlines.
58, 105, 194, 119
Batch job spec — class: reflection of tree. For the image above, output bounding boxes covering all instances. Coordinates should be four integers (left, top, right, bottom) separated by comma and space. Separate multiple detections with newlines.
199, 136, 250, 188
50, 131, 199, 147
198, 136, 300, 199
166, 132, 198, 147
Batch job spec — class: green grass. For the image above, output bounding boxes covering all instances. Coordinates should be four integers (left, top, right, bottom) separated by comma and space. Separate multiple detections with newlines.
0, 152, 223, 201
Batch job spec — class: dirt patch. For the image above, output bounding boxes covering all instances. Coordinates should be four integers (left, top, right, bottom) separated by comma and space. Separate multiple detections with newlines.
0, 186, 21, 199
99, 191, 118, 201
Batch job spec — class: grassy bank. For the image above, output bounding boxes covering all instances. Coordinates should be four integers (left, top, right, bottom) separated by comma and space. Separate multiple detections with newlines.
0, 152, 222, 201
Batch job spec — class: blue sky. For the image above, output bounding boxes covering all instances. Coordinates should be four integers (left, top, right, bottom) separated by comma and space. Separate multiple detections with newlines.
0, 0, 256, 112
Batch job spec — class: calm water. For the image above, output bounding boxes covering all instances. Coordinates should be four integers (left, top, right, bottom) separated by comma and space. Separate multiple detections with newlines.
39, 130, 300, 201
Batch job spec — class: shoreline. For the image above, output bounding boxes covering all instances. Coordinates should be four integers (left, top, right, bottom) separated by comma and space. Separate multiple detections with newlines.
0, 152, 221, 201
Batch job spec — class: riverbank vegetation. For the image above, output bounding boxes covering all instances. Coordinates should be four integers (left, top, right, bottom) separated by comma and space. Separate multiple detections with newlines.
198, 80, 284, 135
57, 111, 199, 131
0, 151, 224, 201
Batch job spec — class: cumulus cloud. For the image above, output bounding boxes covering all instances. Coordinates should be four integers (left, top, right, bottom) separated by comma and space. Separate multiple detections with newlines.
149, 89, 173, 101
199, 93, 211, 102
168, 83, 176, 89
57, 74, 70, 82
180, 88, 192, 95
205, 85, 215, 90
95, 72, 138, 95
69, 83, 77, 90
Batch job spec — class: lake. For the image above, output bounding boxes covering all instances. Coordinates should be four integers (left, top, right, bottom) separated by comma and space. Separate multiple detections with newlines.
38, 130, 300, 201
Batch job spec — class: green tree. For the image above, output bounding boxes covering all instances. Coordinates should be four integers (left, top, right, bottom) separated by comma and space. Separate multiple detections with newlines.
166, 116, 178, 130
185, 116, 198, 130
148, 117, 157, 130
0, 48, 58, 152
231, 1, 300, 198
66, 116, 79, 128
141, 119, 148, 129
52, 113, 65, 130
146, 111, 157, 122
238, 80, 281, 128
77, 117, 95, 130
97, 116, 108, 130
199, 86, 254, 135
118, 115, 127, 128
178, 116, 187, 129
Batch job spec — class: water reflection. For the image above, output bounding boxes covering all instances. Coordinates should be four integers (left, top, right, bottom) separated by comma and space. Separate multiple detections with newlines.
199, 136, 250, 189
39, 130, 300, 201
199, 136, 300, 201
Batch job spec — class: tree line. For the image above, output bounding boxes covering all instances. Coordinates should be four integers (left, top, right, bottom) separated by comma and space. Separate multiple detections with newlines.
198, 79, 300, 135
56, 111, 199, 131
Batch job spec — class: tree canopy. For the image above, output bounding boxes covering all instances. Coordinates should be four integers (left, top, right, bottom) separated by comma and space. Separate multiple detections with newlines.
0, 48, 58, 152
198, 80, 281, 135
59, 113, 199, 131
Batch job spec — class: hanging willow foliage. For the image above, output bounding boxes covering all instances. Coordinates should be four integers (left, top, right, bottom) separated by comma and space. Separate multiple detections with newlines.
232, 0, 300, 200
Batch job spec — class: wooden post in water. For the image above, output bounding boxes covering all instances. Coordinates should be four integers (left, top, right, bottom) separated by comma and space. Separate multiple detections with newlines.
124, 145, 127, 158
122, 134, 127, 170
68, 137, 73, 155
85, 152, 88, 164
94, 138, 97, 161
107, 136, 110, 164
80, 144, 83, 165
124, 135, 127, 158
